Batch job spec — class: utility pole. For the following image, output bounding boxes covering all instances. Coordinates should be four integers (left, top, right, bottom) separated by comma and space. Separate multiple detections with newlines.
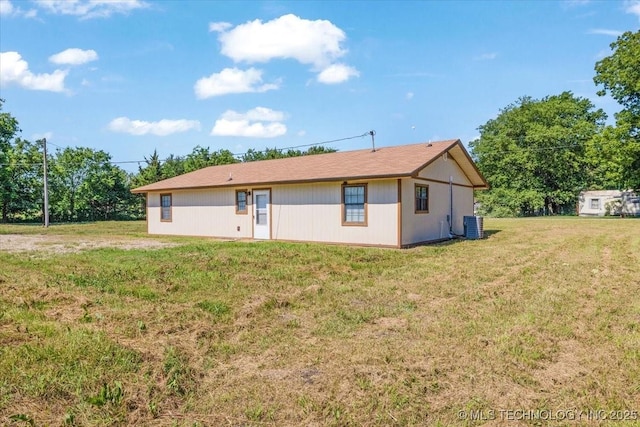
42, 138, 49, 228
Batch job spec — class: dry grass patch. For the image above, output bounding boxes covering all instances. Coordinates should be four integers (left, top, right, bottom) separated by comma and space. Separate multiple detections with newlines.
0, 218, 639, 426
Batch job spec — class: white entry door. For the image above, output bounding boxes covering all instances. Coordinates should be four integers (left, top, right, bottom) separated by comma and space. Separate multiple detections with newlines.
253, 189, 270, 239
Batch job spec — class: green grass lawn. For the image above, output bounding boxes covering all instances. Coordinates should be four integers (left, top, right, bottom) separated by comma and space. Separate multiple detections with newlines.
1, 218, 639, 426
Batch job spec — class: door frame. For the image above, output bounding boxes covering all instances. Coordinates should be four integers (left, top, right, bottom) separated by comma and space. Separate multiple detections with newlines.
252, 188, 271, 239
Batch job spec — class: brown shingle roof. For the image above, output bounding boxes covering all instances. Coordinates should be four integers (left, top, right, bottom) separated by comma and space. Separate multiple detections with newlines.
131, 139, 488, 193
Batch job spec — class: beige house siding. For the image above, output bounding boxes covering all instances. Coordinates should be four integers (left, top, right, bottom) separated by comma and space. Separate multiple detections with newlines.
417, 154, 472, 183
146, 180, 399, 246
401, 155, 475, 245
272, 180, 398, 246
147, 189, 252, 238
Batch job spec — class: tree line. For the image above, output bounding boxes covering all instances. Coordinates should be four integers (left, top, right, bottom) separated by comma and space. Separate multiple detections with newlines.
1, 30, 638, 221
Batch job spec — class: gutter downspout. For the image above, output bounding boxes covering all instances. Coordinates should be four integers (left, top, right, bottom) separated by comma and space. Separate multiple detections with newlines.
448, 175, 453, 238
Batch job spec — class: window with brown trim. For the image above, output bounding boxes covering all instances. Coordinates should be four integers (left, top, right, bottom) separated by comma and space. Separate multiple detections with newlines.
236, 190, 248, 214
160, 193, 172, 221
342, 183, 367, 225
415, 184, 429, 213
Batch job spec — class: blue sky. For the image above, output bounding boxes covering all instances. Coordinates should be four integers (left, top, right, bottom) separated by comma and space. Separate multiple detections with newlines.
1, 0, 639, 172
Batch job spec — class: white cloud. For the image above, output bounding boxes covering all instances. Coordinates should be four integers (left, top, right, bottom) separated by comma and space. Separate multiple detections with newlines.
194, 67, 279, 99
209, 21, 232, 32
218, 14, 346, 67
297, 130, 306, 137
211, 107, 287, 138
214, 14, 359, 84
474, 52, 498, 60
49, 48, 98, 65
588, 28, 624, 36
625, 0, 640, 19
211, 120, 286, 138
317, 63, 359, 84
107, 117, 201, 136
0, 0, 38, 17
406, 92, 414, 100
35, 0, 148, 19
221, 106, 286, 122
0, 0, 14, 15
0, 51, 67, 92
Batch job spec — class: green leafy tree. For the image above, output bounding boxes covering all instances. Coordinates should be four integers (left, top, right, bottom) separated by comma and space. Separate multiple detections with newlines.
49, 147, 132, 221
594, 30, 640, 190
470, 92, 606, 216
241, 147, 277, 162
82, 158, 132, 220
585, 125, 638, 190
0, 99, 22, 222
0, 138, 43, 222
241, 145, 336, 162
303, 145, 337, 156
131, 150, 164, 188
161, 154, 186, 179
594, 30, 640, 120
130, 150, 165, 217
182, 146, 237, 173
0, 100, 19, 143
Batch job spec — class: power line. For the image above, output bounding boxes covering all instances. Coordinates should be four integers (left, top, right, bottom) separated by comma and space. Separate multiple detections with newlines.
0, 131, 371, 168
47, 141, 65, 149
109, 131, 372, 165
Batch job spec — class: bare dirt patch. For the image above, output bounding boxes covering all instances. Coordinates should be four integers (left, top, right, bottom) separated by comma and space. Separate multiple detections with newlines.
0, 234, 176, 254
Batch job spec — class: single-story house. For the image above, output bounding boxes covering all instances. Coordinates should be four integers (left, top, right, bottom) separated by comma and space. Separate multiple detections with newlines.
131, 139, 489, 248
578, 190, 640, 217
